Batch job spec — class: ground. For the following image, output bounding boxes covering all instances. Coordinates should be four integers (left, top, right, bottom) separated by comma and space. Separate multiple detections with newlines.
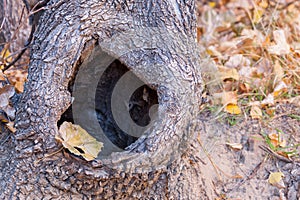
196, 103, 299, 199
194, 1, 300, 198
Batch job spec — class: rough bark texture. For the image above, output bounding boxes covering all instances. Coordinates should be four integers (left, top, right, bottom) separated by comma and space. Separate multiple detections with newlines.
0, 0, 30, 66
0, 0, 206, 199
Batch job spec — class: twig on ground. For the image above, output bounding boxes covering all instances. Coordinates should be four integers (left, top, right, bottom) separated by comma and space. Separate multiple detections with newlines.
259, 145, 293, 163
227, 155, 268, 193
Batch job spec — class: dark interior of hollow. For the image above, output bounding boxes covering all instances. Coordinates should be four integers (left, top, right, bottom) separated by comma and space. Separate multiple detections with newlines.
58, 60, 158, 149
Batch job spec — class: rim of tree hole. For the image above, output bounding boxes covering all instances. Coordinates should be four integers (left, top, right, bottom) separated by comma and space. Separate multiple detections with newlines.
66, 27, 201, 172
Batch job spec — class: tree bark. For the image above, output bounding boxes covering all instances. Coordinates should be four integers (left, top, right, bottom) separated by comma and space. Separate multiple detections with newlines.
0, 0, 207, 199
0, 0, 30, 66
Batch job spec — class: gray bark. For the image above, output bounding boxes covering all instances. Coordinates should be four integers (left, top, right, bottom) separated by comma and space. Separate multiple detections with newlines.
0, 0, 206, 199
0, 0, 30, 66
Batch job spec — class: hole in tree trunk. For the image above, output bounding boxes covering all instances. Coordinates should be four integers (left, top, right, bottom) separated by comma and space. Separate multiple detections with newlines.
58, 59, 158, 150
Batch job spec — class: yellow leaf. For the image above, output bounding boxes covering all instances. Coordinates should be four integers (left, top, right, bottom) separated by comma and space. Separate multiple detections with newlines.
208, 1, 216, 8
273, 81, 287, 98
250, 105, 262, 119
225, 104, 241, 115
0, 49, 12, 70
0, 49, 11, 60
262, 34, 271, 48
253, 8, 264, 24
268, 172, 285, 188
56, 122, 103, 161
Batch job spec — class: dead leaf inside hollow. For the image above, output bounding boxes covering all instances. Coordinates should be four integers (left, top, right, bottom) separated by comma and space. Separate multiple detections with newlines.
56, 122, 103, 161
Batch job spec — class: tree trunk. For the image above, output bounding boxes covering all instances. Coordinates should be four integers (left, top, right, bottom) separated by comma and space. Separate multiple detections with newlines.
0, 0, 207, 199
0, 0, 30, 66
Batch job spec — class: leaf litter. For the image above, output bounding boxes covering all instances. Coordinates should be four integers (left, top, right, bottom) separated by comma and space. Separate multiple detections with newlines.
196, 0, 300, 199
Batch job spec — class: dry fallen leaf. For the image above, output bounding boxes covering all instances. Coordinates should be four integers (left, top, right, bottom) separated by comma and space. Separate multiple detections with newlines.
213, 91, 236, 104
0, 85, 15, 107
218, 66, 239, 81
261, 94, 274, 106
273, 60, 284, 83
258, 0, 268, 8
208, 1, 216, 8
6, 122, 16, 133
238, 82, 250, 93
56, 122, 103, 161
226, 142, 243, 150
207, 46, 223, 58
253, 7, 264, 24
4, 69, 28, 93
222, 91, 238, 105
197, 0, 299, 134
265, 107, 275, 117
268, 132, 286, 148
224, 104, 241, 115
273, 81, 288, 98
0, 85, 16, 120
0, 110, 9, 123
225, 54, 250, 69
268, 172, 285, 188
268, 30, 290, 55
212, 91, 241, 114
0, 71, 6, 81
250, 105, 262, 119
0, 48, 12, 70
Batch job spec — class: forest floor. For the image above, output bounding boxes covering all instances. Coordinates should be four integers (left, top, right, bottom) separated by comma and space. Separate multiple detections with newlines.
197, 103, 299, 199
195, 0, 300, 199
